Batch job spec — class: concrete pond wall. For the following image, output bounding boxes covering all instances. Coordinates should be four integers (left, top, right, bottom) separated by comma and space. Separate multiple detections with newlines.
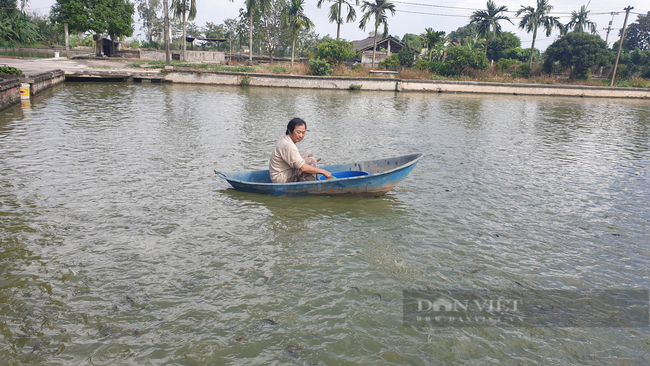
164, 71, 650, 99
0, 70, 65, 112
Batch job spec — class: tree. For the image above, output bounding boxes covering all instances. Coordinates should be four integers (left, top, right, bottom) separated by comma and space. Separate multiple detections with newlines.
470, 0, 512, 56
358, 0, 396, 67
402, 33, 422, 52
282, 0, 313, 68
170, 0, 196, 60
448, 23, 479, 44
431, 45, 489, 76
565, 4, 596, 34
258, 0, 284, 62
245, 0, 271, 62
137, 0, 162, 43
624, 11, 650, 51
486, 31, 519, 61
544, 32, 612, 79
317, 0, 358, 40
51, 0, 134, 55
315, 38, 355, 66
515, 0, 562, 66
421, 28, 445, 61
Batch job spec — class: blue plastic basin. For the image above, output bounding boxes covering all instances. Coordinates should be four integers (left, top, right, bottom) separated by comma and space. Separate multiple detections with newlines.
318, 170, 369, 180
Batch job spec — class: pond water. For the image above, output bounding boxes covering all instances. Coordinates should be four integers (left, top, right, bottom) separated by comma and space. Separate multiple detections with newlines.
0, 50, 58, 59
1, 83, 649, 364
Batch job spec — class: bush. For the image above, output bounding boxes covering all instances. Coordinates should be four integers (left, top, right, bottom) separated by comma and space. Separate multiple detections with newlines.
412, 58, 429, 71
429, 47, 489, 76
378, 54, 400, 71
316, 39, 356, 66
129, 40, 140, 49
351, 63, 363, 71
496, 58, 517, 73
515, 63, 531, 78
0, 66, 22, 75
309, 58, 332, 76
641, 66, 650, 79
397, 47, 418, 68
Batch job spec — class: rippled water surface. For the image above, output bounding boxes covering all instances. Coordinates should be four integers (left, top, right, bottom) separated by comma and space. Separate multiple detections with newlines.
1, 83, 650, 364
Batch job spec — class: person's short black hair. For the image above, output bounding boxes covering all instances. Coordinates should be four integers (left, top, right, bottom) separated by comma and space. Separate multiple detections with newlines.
286, 117, 307, 135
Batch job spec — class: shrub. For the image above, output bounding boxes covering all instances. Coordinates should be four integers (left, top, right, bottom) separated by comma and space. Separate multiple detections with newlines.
496, 58, 517, 73
309, 58, 332, 76
129, 40, 140, 49
351, 63, 363, 71
349, 84, 362, 90
441, 46, 489, 76
378, 54, 400, 71
412, 58, 429, 71
516, 63, 531, 78
316, 39, 356, 66
0, 66, 22, 75
397, 47, 418, 68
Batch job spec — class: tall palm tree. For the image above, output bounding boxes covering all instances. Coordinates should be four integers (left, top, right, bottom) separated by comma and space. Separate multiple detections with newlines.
282, 0, 313, 68
317, 0, 359, 40
421, 28, 445, 61
245, 0, 271, 63
358, 0, 396, 67
516, 0, 563, 66
565, 4, 597, 34
470, 0, 512, 56
171, 0, 197, 61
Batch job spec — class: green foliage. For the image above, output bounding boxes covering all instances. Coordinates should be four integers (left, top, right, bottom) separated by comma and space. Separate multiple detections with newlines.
378, 54, 399, 71
315, 38, 356, 66
0, 65, 22, 75
412, 58, 429, 71
351, 62, 363, 71
309, 58, 332, 76
496, 58, 517, 73
240, 75, 250, 86
269, 66, 287, 74
0, 11, 41, 45
642, 66, 650, 79
349, 84, 362, 90
129, 40, 141, 48
437, 46, 489, 75
397, 47, 417, 68
542, 58, 560, 74
544, 32, 612, 79
126, 62, 142, 68
486, 31, 520, 61
402, 33, 422, 51
624, 11, 650, 51
51, 0, 135, 49
448, 23, 479, 44
502, 47, 530, 62
516, 63, 531, 78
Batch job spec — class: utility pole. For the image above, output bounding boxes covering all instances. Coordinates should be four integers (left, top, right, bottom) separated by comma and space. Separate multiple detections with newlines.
163, 0, 171, 67
604, 12, 619, 44
599, 12, 618, 76
610, 6, 633, 87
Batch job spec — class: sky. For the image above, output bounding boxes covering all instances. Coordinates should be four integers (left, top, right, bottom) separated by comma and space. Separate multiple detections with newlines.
26, 0, 649, 52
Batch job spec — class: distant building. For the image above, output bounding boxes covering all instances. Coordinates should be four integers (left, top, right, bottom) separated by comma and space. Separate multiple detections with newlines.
352, 35, 407, 65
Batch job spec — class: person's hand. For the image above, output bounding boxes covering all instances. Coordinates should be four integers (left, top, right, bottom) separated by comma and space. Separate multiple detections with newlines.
323, 171, 333, 180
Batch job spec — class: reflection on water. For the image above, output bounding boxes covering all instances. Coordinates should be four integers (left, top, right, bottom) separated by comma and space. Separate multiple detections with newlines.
1, 83, 649, 364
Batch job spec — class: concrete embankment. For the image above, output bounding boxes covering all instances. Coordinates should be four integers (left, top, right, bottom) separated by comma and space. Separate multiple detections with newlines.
165, 70, 650, 99
0, 70, 65, 111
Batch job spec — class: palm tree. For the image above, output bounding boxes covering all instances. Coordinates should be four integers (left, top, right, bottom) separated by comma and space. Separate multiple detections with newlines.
421, 28, 445, 61
245, 0, 271, 63
282, 0, 313, 68
565, 4, 597, 34
470, 0, 512, 56
516, 0, 563, 66
358, 0, 396, 67
171, 0, 197, 61
317, 0, 359, 40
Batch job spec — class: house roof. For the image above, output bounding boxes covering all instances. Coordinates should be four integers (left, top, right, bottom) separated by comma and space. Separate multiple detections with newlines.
352, 36, 407, 53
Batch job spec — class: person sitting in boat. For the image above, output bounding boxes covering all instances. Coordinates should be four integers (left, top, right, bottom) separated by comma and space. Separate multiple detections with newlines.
269, 118, 333, 183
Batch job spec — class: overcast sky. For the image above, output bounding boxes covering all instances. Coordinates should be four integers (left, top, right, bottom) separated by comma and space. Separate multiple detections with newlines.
26, 0, 648, 51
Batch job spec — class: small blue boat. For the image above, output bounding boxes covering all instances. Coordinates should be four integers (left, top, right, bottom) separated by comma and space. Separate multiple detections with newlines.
216, 153, 423, 196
